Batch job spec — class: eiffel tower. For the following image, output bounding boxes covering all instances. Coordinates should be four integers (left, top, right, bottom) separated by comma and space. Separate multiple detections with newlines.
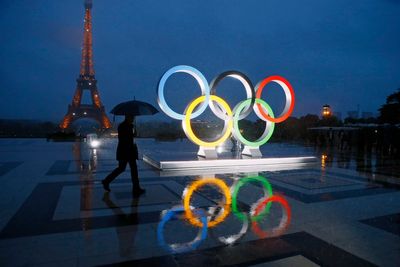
60, 0, 111, 130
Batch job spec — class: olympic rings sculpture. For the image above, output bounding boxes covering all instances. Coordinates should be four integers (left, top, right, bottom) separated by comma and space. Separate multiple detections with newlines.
157, 175, 291, 253
157, 65, 295, 154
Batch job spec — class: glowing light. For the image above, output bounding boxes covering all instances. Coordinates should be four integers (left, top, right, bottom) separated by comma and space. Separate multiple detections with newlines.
321, 154, 327, 168
322, 105, 332, 117
90, 140, 100, 148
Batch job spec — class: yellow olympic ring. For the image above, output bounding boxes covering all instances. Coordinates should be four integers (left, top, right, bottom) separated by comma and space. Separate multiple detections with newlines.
183, 178, 231, 228
183, 95, 233, 147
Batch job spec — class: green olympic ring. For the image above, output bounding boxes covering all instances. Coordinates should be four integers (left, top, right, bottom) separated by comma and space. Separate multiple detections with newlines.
233, 98, 275, 147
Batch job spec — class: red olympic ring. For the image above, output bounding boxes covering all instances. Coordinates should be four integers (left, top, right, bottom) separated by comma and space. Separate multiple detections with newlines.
255, 75, 295, 123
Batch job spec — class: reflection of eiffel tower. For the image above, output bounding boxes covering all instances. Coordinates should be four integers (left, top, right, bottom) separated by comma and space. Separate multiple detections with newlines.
60, 0, 111, 130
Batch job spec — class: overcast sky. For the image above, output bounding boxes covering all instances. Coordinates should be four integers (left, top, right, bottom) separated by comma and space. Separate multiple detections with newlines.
0, 0, 399, 122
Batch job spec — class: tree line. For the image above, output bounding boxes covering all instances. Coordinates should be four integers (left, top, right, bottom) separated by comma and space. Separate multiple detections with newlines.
0, 88, 398, 139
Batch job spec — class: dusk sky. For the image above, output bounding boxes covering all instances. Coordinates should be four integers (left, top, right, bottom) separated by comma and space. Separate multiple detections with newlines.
0, 0, 399, 122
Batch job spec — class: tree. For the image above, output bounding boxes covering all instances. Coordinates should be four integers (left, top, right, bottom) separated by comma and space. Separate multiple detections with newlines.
379, 89, 400, 124
317, 116, 342, 127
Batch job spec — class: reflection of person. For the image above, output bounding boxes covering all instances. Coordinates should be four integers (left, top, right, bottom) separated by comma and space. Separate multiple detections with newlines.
338, 130, 350, 151
102, 192, 140, 257
102, 115, 145, 195
328, 128, 334, 147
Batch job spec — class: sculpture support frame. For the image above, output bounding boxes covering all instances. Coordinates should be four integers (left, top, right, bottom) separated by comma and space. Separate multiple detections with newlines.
197, 146, 218, 159
241, 146, 262, 158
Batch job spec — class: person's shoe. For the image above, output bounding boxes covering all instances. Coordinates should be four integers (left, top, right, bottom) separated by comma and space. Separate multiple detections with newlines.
132, 187, 145, 196
101, 180, 111, 192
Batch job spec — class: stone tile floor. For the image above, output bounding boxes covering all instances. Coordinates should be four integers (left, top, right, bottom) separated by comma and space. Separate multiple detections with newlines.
0, 138, 399, 266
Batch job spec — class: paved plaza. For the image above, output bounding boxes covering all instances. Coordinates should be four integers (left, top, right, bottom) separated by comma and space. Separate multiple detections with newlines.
0, 138, 399, 266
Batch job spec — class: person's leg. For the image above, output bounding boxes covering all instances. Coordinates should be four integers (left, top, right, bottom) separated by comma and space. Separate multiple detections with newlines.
128, 159, 145, 194
103, 161, 127, 185
128, 159, 139, 187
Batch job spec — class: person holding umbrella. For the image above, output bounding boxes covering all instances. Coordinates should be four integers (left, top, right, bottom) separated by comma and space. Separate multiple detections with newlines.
102, 100, 158, 195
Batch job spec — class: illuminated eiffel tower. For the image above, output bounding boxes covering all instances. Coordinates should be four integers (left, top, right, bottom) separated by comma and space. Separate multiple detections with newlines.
60, 0, 111, 130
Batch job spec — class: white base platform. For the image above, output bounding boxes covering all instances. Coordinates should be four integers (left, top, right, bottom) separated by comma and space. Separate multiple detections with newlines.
143, 151, 318, 176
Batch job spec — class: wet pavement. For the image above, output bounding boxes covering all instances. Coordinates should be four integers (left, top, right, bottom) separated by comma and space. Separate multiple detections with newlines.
0, 138, 399, 266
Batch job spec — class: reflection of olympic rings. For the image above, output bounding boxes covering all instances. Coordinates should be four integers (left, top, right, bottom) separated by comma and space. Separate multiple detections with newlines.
231, 176, 273, 222
210, 211, 249, 245
158, 65, 295, 148
183, 178, 231, 228
184, 176, 291, 241
157, 205, 208, 254
158, 175, 292, 253
251, 195, 291, 238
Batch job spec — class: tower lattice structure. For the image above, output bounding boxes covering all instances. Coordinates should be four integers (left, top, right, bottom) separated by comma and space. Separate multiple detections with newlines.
60, 0, 111, 130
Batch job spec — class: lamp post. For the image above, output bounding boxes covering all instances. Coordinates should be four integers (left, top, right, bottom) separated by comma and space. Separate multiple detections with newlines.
322, 104, 332, 118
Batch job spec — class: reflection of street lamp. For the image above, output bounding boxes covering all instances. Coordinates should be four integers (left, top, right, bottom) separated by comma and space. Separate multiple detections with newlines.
322, 105, 332, 118
90, 140, 100, 148
321, 154, 328, 168
87, 134, 100, 148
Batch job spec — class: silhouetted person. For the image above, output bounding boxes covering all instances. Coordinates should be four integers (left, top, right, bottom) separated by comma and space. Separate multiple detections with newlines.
102, 115, 145, 195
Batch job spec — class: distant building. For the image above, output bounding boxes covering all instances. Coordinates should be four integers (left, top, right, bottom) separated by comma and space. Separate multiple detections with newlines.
333, 112, 342, 120
322, 105, 332, 118
347, 110, 359, 119
362, 112, 374, 119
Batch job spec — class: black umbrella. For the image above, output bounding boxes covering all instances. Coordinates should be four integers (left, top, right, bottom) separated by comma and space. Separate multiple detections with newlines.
110, 100, 159, 116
